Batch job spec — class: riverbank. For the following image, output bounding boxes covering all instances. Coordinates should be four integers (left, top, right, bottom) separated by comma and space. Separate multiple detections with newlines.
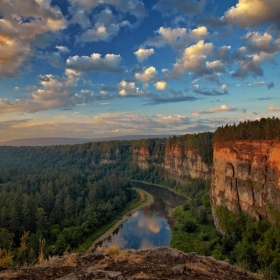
130, 179, 190, 200
82, 188, 154, 253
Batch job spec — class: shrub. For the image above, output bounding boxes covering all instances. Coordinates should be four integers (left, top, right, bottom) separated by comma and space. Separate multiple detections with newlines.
183, 221, 197, 233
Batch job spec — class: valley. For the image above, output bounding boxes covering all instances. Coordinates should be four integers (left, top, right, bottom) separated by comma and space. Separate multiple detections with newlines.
0, 118, 280, 279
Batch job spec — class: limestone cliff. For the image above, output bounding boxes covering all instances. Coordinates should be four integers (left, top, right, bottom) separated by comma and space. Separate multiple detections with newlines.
211, 140, 280, 221
164, 144, 211, 179
132, 143, 211, 180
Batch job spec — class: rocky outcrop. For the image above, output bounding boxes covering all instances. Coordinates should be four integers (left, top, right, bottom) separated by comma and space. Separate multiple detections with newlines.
0, 247, 258, 280
211, 140, 280, 221
132, 147, 153, 169
132, 144, 211, 180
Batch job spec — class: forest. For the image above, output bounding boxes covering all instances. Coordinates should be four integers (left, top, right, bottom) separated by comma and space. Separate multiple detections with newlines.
0, 140, 137, 266
0, 168, 134, 266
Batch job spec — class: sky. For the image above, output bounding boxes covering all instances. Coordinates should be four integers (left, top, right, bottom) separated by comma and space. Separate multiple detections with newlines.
0, 0, 280, 141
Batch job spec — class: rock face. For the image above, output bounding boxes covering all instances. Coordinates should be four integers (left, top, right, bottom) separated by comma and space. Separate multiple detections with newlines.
164, 144, 211, 179
0, 247, 258, 280
132, 144, 211, 180
211, 140, 280, 221
132, 147, 155, 169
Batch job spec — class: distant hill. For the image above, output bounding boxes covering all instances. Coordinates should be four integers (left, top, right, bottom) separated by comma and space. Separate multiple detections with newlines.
0, 135, 171, 146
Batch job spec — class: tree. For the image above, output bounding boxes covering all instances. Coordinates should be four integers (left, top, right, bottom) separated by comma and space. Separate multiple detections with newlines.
64, 195, 73, 220
36, 208, 48, 233
0, 228, 14, 250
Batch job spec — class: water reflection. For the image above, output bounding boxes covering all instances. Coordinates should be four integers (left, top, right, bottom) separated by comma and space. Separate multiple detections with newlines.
99, 182, 187, 250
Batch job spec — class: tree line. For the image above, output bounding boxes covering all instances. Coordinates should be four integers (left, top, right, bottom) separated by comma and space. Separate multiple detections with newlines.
214, 117, 280, 142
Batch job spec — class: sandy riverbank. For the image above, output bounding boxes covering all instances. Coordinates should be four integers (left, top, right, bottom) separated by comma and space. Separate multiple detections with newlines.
86, 188, 154, 252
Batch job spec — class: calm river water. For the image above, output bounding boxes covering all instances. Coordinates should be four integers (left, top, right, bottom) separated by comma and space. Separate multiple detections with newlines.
99, 181, 187, 250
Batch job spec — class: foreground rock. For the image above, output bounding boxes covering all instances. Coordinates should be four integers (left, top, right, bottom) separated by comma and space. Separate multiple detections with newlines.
0, 247, 259, 280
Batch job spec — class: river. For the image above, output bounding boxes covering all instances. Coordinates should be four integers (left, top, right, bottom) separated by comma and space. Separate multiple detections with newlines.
97, 181, 187, 250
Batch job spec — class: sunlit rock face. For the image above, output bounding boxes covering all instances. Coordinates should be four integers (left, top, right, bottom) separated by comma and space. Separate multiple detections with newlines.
211, 140, 280, 222
132, 144, 211, 180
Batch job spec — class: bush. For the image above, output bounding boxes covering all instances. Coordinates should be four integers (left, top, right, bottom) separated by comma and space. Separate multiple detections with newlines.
198, 208, 208, 224
183, 221, 197, 233
183, 203, 190, 211
0, 249, 13, 267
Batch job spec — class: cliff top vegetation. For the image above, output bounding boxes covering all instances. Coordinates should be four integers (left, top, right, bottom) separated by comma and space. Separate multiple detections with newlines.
214, 117, 280, 142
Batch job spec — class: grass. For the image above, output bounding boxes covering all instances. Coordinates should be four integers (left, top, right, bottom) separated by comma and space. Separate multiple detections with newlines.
74, 189, 148, 253
99, 244, 121, 255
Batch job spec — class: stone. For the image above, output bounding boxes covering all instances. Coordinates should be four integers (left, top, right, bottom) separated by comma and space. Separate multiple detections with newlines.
55, 272, 78, 280
107, 271, 122, 278
171, 264, 185, 273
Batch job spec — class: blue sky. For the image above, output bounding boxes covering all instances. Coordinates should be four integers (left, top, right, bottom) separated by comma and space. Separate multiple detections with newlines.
0, 0, 279, 141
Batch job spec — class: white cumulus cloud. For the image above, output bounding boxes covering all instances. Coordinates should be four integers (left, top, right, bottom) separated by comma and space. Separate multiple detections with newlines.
0, 0, 67, 77
66, 53, 122, 73
206, 60, 226, 73
172, 40, 213, 76
145, 26, 209, 51
224, 0, 280, 27
56, 46, 70, 53
155, 81, 167, 91
246, 32, 280, 54
119, 80, 136, 96
135, 66, 157, 82
134, 48, 155, 62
